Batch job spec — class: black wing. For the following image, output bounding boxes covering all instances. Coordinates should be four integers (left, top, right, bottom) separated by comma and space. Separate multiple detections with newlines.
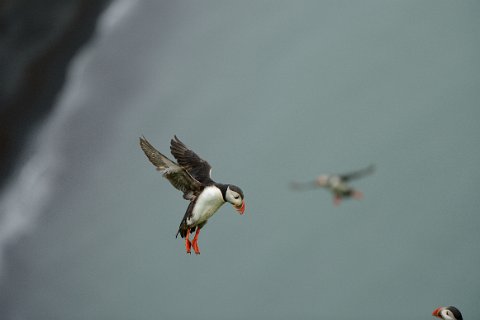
340, 164, 375, 182
139, 136, 203, 200
170, 135, 214, 185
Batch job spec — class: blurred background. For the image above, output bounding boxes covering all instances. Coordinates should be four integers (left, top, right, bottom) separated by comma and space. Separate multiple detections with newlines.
0, 1, 479, 319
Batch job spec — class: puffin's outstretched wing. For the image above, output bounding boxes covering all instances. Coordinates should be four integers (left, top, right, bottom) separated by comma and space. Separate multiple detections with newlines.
139, 136, 203, 199
170, 135, 213, 185
340, 164, 375, 182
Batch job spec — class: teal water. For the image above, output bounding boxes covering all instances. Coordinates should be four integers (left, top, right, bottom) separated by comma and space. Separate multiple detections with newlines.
1, 1, 479, 319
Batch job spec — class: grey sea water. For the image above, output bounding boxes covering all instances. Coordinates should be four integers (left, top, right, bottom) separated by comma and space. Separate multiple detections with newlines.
0, 1, 479, 319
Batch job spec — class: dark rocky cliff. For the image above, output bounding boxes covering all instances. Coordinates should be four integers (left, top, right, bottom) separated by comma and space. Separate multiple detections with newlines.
0, 0, 111, 189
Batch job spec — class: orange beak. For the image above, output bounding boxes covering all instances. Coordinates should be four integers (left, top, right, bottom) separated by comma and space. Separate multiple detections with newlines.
234, 200, 245, 215
432, 307, 443, 318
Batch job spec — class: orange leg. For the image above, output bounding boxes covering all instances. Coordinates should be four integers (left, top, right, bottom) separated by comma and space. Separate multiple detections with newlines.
191, 228, 201, 255
333, 195, 342, 206
353, 190, 363, 200
185, 229, 192, 254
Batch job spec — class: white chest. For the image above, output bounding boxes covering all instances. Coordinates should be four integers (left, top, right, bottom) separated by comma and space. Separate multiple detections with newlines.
187, 186, 225, 226
328, 176, 347, 192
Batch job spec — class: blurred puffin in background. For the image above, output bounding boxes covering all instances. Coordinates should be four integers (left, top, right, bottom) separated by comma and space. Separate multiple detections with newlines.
291, 164, 375, 206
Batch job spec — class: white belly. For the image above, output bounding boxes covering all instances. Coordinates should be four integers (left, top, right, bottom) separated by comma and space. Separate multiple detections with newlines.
329, 176, 348, 193
187, 186, 225, 226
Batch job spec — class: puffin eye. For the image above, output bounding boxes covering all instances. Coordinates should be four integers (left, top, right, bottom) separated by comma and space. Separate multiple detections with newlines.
233, 194, 239, 199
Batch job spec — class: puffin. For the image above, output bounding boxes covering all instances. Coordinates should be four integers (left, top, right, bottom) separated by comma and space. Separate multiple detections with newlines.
291, 164, 375, 206
139, 135, 245, 254
432, 306, 463, 320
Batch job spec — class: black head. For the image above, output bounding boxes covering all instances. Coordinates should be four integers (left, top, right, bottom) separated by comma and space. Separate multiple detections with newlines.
227, 185, 244, 199
218, 184, 245, 214
447, 306, 463, 320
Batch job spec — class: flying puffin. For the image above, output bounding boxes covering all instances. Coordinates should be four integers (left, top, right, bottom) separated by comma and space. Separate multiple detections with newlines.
291, 164, 375, 206
139, 136, 245, 254
432, 306, 463, 320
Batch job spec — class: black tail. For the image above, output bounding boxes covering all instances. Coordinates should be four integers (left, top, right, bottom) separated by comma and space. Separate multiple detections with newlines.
176, 200, 196, 238
176, 219, 189, 238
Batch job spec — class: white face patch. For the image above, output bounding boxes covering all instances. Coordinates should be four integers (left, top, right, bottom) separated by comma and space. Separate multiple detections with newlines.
225, 187, 243, 207
440, 309, 455, 320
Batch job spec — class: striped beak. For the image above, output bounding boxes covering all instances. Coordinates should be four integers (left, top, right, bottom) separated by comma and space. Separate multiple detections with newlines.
234, 200, 245, 215
432, 307, 443, 318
